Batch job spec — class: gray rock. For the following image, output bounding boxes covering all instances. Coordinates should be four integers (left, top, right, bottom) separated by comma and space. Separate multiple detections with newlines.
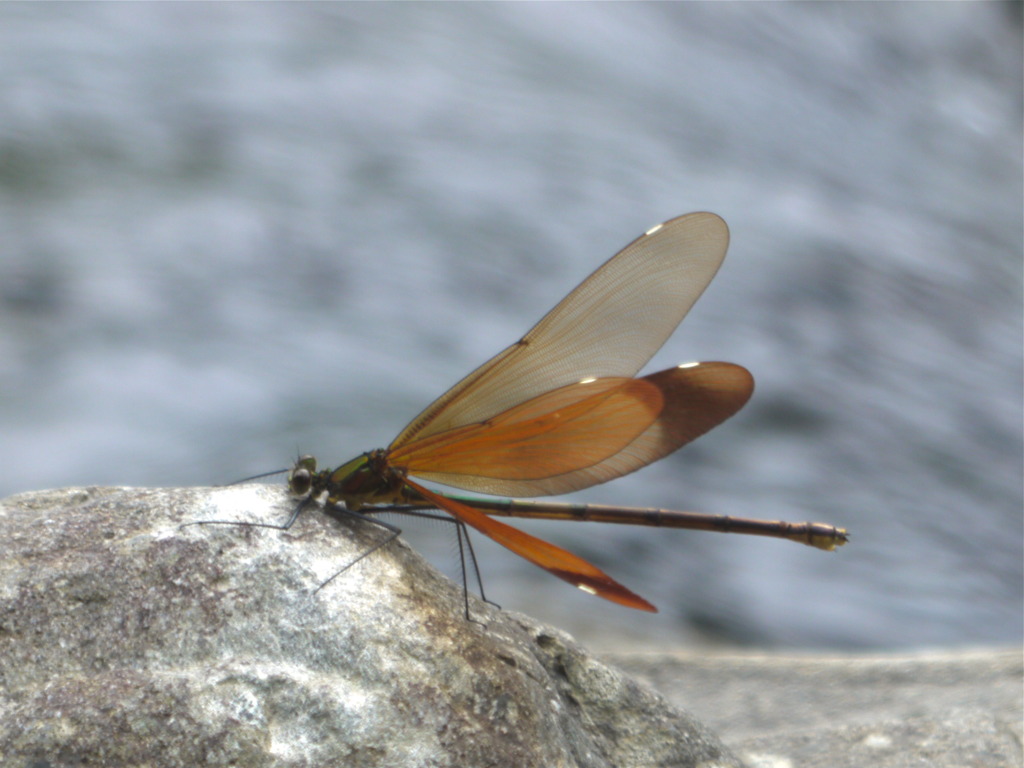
608, 647, 1023, 767
0, 485, 742, 768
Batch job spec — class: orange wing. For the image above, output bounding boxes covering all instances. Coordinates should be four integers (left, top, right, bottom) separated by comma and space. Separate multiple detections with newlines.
391, 212, 730, 449
390, 361, 753, 498
389, 377, 662, 483
403, 477, 656, 612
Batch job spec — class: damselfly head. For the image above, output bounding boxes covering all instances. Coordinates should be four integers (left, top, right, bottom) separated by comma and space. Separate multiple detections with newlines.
288, 455, 318, 497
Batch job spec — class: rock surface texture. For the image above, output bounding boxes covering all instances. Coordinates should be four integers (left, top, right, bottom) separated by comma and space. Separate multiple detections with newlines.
2, 485, 1019, 767
610, 648, 1022, 768
0, 485, 742, 768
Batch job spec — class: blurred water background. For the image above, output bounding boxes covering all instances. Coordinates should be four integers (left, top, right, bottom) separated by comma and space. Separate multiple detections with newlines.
1, 3, 1020, 651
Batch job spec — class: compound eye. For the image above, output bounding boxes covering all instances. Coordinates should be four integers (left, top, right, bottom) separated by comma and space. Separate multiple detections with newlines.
288, 467, 312, 497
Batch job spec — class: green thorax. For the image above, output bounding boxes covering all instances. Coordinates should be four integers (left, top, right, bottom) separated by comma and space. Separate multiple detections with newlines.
288, 450, 412, 510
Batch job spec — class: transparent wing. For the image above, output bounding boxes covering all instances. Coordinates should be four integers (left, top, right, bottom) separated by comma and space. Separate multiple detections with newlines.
390, 212, 730, 449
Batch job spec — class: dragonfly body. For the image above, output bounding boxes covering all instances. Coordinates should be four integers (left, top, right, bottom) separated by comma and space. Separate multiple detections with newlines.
290, 213, 847, 611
